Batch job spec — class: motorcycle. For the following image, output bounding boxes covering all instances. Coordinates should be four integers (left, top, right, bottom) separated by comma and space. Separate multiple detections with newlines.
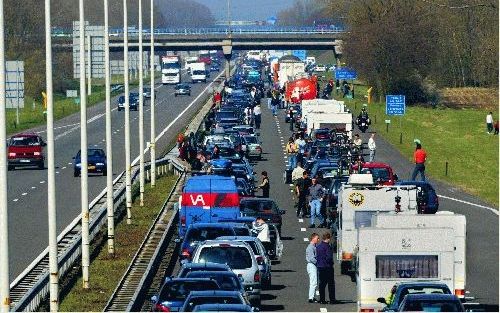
356, 115, 371, 133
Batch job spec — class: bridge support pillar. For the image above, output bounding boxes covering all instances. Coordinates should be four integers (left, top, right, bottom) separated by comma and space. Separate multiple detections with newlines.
222, 40, 233, 80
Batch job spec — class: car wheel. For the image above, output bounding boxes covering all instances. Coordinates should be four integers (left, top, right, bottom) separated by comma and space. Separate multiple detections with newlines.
103, 170, 107, 176
7, 165, 14, 171
188, 93, 191, 96
74, 170, 80, 177
174, 94, 177, 97
38, 161, 44, 170
118, 107, 122, 111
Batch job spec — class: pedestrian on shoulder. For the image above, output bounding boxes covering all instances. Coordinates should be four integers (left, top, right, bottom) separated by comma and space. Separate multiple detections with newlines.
308, 176, 325, 228
254, 104, 262, 129
306, 233, 320, 303
486, 112, 494, 134
316, 232, 338, 304
368, 133, 376, 162
259, 171, 270, 198
411, 140, 427, 181
292, 162, 305, 183
295, 171, 312, 217
286, 137, 298, 170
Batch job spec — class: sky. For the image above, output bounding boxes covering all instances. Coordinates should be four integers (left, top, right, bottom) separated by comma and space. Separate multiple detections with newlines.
194, 0, 296, 21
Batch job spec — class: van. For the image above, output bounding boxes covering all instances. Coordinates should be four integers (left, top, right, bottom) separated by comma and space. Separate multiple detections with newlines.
7, 133, 46, 170
179, 175, 240, 237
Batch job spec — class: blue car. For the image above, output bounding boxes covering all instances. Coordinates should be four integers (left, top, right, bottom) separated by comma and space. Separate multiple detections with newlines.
397, 294, 464, 312
150, 278, 220, 312
73, 148, 107, 177
180, 290, 248, 312
193, 304, 253, 312
396, 180, 439, 214
177, 262, 232, 278
377, 281, 452, 311
117, 93, 138, 111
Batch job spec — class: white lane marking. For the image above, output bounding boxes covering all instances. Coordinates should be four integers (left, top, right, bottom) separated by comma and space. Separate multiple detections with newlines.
438, 194, 498, 215
301, 228, 306, 232
290, 190, 294, 193
40, 181, 45, 184
320, 308, 328, 312
299, 218, 304, 223
21, 193, 27, 196
303, 238, 309, 242
68, 162, 72, 165
36, 122, 80, 134
56, 171, 60, 174
283, 156, 287, 159
13, 199, 18, 202
31, 186, 36, 189
62, 166, 66, 170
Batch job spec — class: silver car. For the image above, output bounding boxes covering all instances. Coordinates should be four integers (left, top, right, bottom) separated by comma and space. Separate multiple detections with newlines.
242, 135, 262, 160
191, 240, 262, 306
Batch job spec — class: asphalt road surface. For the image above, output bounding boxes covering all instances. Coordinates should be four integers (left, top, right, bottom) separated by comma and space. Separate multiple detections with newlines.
7, 69, 224, 280
231, 103, 498, 311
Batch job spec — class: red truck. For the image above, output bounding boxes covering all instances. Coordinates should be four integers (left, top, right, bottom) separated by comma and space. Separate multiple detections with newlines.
7, 132, 46, 170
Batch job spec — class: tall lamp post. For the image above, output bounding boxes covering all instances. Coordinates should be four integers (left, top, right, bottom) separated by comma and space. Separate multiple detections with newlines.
124, 0, 132, 223
138, 0, 145, 206
149, 0, 156, 188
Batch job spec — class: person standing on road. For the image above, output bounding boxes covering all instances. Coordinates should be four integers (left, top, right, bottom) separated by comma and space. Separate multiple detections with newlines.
316, 232, 338, 305
306, 233, 320, 303
252, 217, 271, 251
308, 176, 325, 228
296, 171, 312, 218
286, 137, 298, 170
353, 134, 363, 149
271, 90, 280, 116
292, 161, 305, 183
259, 171, 270, 198
411, 140, 427, 181
368, 133, 376, 162
486, 112, 494, 134
295, 134, 307, 166
254, 104, 262, 129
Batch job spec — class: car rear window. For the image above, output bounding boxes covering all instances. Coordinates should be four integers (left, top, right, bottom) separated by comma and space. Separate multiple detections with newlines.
404, 299, 462, 312
185, 296, 242, 312
244, 136, 258, 144
397, 287, 451, 306
186, 228, 235, 243
9, 136, 40, 146
159, 280, 219, 301
363, 167, 390, 182
198, 247, 252, 269
240, 200, 277, 215
186, 272, 241, 291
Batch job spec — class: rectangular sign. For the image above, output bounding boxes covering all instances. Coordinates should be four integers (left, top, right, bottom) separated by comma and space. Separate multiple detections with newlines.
292, 50, 307, 61
334, 67, 357, 80
66, 90, 78, 98
5, 61, 24, 109
386, 95, 406, 116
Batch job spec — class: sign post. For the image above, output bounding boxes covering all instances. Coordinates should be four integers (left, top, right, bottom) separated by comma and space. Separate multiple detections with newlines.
386, 95, 405, 135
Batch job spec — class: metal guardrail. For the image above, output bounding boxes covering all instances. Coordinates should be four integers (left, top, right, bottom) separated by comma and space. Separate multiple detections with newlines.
8, 156, 183, 312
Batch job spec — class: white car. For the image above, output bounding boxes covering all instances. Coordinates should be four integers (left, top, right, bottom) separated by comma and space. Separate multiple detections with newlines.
314, 65, 327, 72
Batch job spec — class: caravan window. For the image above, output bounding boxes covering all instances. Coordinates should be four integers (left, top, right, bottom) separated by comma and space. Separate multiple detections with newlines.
354, 211, 376, 229
375, 255, 439, 279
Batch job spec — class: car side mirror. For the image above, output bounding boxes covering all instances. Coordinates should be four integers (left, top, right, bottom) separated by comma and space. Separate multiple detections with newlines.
42, 142, 47, 147
151, 295, 158, 302
377, 297, 387, 304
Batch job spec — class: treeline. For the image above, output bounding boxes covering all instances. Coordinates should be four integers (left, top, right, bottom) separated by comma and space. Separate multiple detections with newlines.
277, 0, 334, 26
279, 0, 499, 104
3, 0, 214, 100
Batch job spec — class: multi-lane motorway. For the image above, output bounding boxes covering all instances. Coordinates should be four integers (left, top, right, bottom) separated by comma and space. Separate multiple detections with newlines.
7, 69, 223, 280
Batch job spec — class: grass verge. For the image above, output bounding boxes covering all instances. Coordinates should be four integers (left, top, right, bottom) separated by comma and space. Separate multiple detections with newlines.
335, 85, 499, 206
56, 174, 178, 312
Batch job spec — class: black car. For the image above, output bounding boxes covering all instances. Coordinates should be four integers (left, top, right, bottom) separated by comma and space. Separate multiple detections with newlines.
175, 83, 191, 96
117, 95, 138, 111
239, 198, 285, 234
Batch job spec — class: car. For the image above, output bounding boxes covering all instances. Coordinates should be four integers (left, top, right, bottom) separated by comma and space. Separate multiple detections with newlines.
185, 270, 246, 295
242, 136, 262, 160
216, 236, 272, 288
397, 294, 464, 312
232, 125, 255, 136
239, 198, 285, 235
352, 162, 397, 185
311, 128, 331, 141
7, 133, 46, 170
210, 64, 220, 72
191, 240, 262, 306
192, 304, 253, 312
179, 223, 238, 263
180, 290, 249, 312
327, 175, 350, 208
235, 178, 255, 198
117, 94, 138, 111
377, 282, 452, 312
314, 64, 327, 72
150, 278, 220, 312
177, 262, 232, 278
73, 148, 107, 177
396, 180, 439, 214
143, 87, 156, 99
174, 83, 191, 96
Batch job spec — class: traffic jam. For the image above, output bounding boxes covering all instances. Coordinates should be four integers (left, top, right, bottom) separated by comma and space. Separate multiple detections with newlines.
147, 50, 470, 312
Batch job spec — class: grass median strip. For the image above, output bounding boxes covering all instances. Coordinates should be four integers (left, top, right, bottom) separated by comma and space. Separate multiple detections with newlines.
56, 174, 177, 312
336, 85, 498, 206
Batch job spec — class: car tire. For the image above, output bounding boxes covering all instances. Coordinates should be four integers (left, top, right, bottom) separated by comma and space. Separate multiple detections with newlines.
188, 93, 191, 96
174, 94, 177, 97
7, 165, 13, 171
38, 161, 44, 170
74, 170, 80, 177
103, 170, 107, 176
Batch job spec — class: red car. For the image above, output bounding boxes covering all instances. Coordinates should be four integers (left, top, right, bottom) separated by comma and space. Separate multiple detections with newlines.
7, 132, 46, 170
352, 162, 397, 185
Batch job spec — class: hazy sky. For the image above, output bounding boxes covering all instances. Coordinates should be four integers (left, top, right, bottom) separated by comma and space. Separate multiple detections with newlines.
194, 0, 296, 21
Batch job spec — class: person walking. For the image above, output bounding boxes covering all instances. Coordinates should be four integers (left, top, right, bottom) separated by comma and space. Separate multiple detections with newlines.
271, 90, 280, 116
286, 137, 298, 170
353, 134, 362, 149
308, 176, 325, 228
292, 161, 305, 183
295, 135, 307, 166
368, 133, 376, 162
254, 104, 262, 129
306, 233, 320, 303
411, 140, 427, 181
316, 232, 338, 304
259, 171, 270, 198
486, 112, 494, 134
295, 171, 312, 217
494, 121, 499, 135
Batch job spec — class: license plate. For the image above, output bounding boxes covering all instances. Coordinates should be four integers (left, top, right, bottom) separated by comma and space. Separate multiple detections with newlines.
19, 160, 30, 163
88, 166, 96, 170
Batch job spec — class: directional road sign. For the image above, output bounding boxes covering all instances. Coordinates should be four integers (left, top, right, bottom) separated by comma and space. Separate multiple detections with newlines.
334, 67, 357, 80
386, 95, 406, 116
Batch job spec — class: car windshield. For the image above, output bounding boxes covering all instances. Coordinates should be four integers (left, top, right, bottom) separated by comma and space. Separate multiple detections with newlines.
198, 246, 252, 269
186, 273, 241, 291
363, 167, 390, 182
9, 136, 40, 146
396, 287, 451, 305
186, 228, 234, 243
240, 200, 277, 215
76, 149, 104, 158
159, 280, 219, 302
193, 70, 205, 75
404, 299, 461, 312
176, 84, 189, 89
244, 136, 258, 144
185, 296, 242, 312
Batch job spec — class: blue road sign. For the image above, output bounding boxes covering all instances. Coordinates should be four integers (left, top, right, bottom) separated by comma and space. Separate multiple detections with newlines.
334, 67, 357, 80
292, 50, 307, 61
386, 95, 406, 116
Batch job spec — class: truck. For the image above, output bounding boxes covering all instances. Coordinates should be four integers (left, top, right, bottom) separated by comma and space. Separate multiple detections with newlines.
300, 101, 352, 138
372, 211, 467, 299
277, 56, 306, 88
198, 50, 211, 65
184, 56, 199, 71
356, 227, 455, 312
178, 175, 240, 237
161, 55, 181, 84
336, 174, 418, 274
190, 62, 207, 83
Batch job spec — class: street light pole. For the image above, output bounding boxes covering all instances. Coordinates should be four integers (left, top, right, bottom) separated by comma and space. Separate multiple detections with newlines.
79, 0, 90, 289
124, 0, 132, 223
0, 0, 10, 310
45, 0, 58, 310
104, 0, 115, 254
149, 0, 156, 188
138, 0, 145, 206
87, 34, 92, 95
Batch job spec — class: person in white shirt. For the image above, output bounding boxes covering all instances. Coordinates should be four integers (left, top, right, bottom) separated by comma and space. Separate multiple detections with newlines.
486, 112, 494, 134
292, 162, 306, 183
353, 134, 362, 148
368, 133, 376, 162
254, 104, 262, 129
252, 217, 271, 253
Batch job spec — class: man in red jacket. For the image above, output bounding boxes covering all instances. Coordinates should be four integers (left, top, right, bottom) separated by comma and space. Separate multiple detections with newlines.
411, 139, 427, 181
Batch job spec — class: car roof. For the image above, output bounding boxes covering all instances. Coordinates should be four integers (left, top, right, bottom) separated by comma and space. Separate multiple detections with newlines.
397, 180, 433, 187
187, 270, 238, 277
180, 262, 230, 270
187, 223, 235, 229
197, 240, 251, 247
395, 281, 450, 288
361, 162, 391, 168
164, 277, 218, 284
216, 236, 258, 242
193, 304, 251, 311
403, 294, 459, 300
11, 132, 39, 137
188, 290, 242, 297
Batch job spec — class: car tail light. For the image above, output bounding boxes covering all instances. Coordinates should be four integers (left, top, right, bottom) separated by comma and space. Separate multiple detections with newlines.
455, 289, 465, 298
255, 256, 264, 265
154, 303, 171, 312
360, 308, 374, 312
181, 248, 191, 259
180, 216, 186, 227
8, 152, 15, 157
253, 271, 260, 282
34, 152, 41, 156
342, 252, 353, 260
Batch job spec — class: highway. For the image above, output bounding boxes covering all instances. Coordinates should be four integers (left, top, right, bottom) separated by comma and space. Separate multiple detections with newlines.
6, 69, 224, 281
153, 99, 498, 312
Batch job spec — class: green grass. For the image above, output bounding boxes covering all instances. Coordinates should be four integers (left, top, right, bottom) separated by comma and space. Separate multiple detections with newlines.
335, 85, 499, 206
58, 174, 178, 312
